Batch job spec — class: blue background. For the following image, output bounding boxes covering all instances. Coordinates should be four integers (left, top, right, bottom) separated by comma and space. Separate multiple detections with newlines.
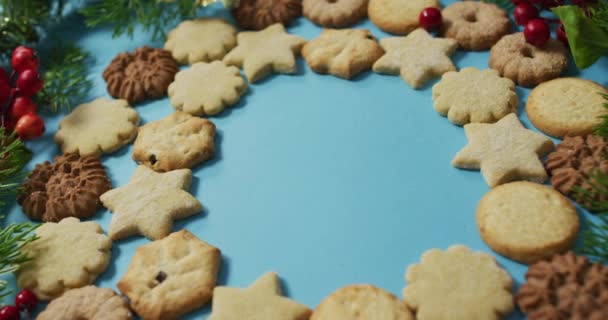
3, 1, 608, 319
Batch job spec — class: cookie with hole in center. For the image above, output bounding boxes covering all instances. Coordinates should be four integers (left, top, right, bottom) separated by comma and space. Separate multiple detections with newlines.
303, 0, 368, 28
441, 1, 510, 50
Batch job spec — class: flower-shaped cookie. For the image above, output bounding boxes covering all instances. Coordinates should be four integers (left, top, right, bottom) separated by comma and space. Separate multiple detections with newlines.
232, 0, 302, 30
168, 61, 247, 116
103, 47, 179, 104
165, 19, 237, 64
37, 286, 133, 320
16, 218, 112, 301
432, 67, 518, 125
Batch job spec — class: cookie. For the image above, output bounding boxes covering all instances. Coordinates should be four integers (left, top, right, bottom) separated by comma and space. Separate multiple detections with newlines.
452, 113, 554, 187
117, 230, 221, 320
223, 23, 307, 83
516, 252, 608, 320
16, 217, 112, 301
527, 78, 608, 138
403, 245, 514, 320
100, 165, 202, 240
103, 47, 179, 104
441, 1, 510, 50
164, 18, 237, 65
368, 0, 440, 35
55, 98, 140, 157
18, 153, 111, 222
373, 28, 457, 89
432, 67, 517, 125
302, 29, 384, 79
477, 181, 579, 264
168, 61, 247, 116
37, 286, 133, 320
303, 0, 368, 28
232, 0, 302, 30
132, 112, 215, 172
311, 285, 414, 320
209, 272, 312, 320
489, 33, 568, 87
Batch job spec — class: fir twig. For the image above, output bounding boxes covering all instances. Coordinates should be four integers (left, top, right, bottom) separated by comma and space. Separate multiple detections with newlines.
0, 0, 56, 60
0, 129, 32, 207
0, 218, 38, 301
591, 0, 608, 31
574, 170, 608, 263
594, 93, 608, 138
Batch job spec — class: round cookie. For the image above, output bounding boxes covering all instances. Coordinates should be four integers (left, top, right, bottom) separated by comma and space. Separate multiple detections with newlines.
489, 32, 568, 87
232, 0, 302, 30
303, 0, 368, 28
368, 0, 440, 35
441, 1, 510, 50
477, 181, 579, 264
311, 285, 414, 320
37, 286, 133, 320
527, 78, 608, 138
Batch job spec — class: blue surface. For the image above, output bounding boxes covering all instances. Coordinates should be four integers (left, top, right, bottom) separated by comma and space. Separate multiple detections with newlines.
3, 1, 608, 319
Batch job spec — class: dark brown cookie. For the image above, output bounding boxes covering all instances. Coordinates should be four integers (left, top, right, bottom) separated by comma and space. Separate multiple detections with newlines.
232, 0, 302, 30
18, 153, 111, 222
103, 47, 179, 105
516, 252, 608, 320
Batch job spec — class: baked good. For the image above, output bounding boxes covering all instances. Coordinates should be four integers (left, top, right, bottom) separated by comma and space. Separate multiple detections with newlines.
441, 1, 510, 50
368, 0, 440, 34
164, 18, 237, 64
303, 0, 368, 28
37, 286, 133, 320
232, 0, 302, 30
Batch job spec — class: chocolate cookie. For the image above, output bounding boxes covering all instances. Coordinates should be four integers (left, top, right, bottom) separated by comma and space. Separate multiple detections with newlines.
232, 0, 302, 30
516, 251, 608, 320
103, 47, 180, 105
18, 153, 111, 222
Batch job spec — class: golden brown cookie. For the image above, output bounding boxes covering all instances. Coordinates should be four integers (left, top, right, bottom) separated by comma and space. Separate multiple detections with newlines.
37, 286, 133, 320
303, 0, 368, 28
232, 0, 302, 30
368, 0, 440, 35
489, 33, 568, 87
441, 1, 510, 50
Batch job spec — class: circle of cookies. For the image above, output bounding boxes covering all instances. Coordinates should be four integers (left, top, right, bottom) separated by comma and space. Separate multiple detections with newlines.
477, 181, 579, 264
527, 78, 608, 138
441, 1, 510, 50
18, 153, 111, 222
303, 0, 368, 28
232, 0, 302, 30
489, 32, 568, 87
37, 286, 133, 320
368, 0, 440, 35
103, 47, 179, 105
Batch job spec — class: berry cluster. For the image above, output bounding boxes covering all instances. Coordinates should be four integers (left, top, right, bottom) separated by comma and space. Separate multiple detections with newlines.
0, 46, 46, 140
0, 289, 38, 320
512, 0, 581, 47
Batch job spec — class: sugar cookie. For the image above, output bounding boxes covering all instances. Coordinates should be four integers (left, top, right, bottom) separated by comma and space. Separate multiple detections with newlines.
165, 18, 237, 64
303, 0, 368, 28
368, 0, 440, 35
441, 1, 510, 50
37, 286, 133, 320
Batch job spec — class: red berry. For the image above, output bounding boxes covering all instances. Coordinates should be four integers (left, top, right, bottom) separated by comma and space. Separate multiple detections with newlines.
419, 7, 442, 30
514, 3, 539, 26
0, 82, 9, 105
511, 0, 530, 5
0, 306, 20, 320
11, 46, 39, 74
524, 19, 550, 47
2, 117, 14, 132
0, 68, 8, 85
557, 23, 569, 47
9, 96, 37, 121
14, 289, 37, 312
16, 70, 43, 97
15, 113, 45, 140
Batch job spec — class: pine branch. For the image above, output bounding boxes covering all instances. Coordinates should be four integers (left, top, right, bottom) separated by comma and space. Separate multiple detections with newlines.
591, 0, 608, 31
594, 93, 608, 138
574, 170, 608, 263
0, 0, 56, 60
0, 219, 38, 301
0, 129, 32, 207
480, 0, 515, 13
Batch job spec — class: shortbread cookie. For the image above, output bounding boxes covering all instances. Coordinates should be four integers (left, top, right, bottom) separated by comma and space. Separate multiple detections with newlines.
441, 1, 510, 50
132, 112, 215, 172
223, 23, 307, 83
477, 181, 579, 264
303, 0, 368, 28
37, 286, 133, 320
16, 217, 112, 301
311, 285, 414, 320
103, 47, 179, 104
209, 272, 312, 320
18, 153, 111, 222
100, 165, 202, 240
527, 78, 608, 138
165, 19, 237, 64
373, 28, 457, 89
432, 67, 517, 125
489, 33, 568, 87
118, 230, 221, 320
452, 113, 554, 187
232, 0, 302, 30
302, 29, 384, 79
55, 98, 140, 157
517, 252, 608, 319
168, 61, 247, 116
403, 245, 514, 320
368, 0, 440, 34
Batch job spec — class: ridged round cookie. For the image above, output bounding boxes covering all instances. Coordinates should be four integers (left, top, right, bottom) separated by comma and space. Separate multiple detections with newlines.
311, 285, 414, 320
477, 181, 579, 264
441, 1, 510, 50
303, 0, 368, 28
37, 286, 133, 320
527, 78, 608, 138
368, 0, 440, 35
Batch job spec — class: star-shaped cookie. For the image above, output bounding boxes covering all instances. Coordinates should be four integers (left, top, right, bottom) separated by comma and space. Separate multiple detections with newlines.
452, 113, 554, 187
372, 28, 458, 89
209, 272, 312, 320
100, 165, 202, 240
223, 23, 307, 83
